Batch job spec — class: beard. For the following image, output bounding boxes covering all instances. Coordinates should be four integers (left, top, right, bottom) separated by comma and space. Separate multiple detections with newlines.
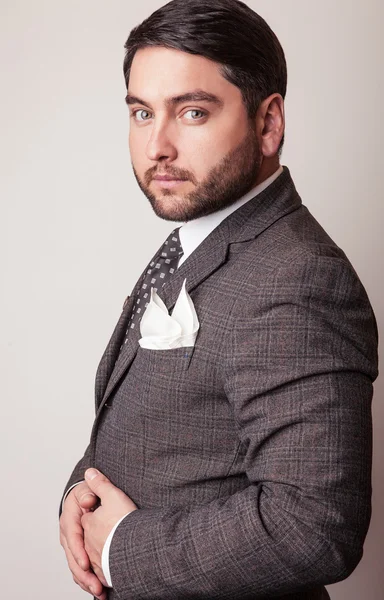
131, 121, 263, 222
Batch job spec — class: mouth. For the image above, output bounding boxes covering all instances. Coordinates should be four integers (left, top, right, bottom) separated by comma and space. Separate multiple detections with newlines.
153, 177, 188, 189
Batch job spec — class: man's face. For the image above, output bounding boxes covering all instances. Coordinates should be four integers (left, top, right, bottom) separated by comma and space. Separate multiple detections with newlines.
127, 46, 263, 222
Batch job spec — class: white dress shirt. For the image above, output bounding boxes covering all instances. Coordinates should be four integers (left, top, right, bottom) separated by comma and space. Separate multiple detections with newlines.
62, 164, 284, 588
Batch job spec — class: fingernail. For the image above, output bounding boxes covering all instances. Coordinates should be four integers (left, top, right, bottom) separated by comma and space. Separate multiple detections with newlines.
80, 492, 96, 502
89, 587, 95, 595
85, 468, 98, 480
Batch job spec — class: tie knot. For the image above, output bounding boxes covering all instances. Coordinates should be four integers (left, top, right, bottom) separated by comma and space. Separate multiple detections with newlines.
159, 227, 183, 259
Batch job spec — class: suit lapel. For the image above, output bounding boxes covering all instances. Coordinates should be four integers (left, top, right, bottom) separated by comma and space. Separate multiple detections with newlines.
161, 221, 231, 311
95, 166, 301, 413
94, 237, 166, 408
94, 295, 134, 409
162, 165, 302, 315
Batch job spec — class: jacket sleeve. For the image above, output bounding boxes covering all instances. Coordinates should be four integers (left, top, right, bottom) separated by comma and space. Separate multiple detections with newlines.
107, 250, 379, 599
59, 442, 92, 518
58, 297, 131, 519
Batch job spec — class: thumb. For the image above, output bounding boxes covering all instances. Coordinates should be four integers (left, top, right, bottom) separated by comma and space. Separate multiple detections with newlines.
84, 468, 117, 500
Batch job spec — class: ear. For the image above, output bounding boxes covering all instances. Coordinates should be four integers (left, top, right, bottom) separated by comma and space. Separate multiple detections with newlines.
257, 93, 285, 158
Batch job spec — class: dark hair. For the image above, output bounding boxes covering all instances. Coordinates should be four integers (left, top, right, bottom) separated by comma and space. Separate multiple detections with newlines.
123, 0, 287, 156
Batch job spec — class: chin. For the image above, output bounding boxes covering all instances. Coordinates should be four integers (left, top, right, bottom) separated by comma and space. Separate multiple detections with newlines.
151, 198, 190, 222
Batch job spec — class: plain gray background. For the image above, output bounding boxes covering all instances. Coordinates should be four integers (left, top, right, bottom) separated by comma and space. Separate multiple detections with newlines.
1, 1, 382, 598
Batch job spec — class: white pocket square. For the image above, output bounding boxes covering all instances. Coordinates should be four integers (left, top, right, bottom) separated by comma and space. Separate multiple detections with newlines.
139, 278, 199, 350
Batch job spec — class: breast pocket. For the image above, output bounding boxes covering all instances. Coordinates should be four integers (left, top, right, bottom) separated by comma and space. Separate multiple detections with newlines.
133, 344, 195, 376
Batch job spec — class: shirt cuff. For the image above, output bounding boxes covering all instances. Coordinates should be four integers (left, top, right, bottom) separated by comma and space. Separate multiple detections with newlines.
61, 480, 85, 513
101, 512, 134, 588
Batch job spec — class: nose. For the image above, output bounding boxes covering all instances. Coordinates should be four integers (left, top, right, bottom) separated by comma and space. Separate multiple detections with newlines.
145, 119, 178, 163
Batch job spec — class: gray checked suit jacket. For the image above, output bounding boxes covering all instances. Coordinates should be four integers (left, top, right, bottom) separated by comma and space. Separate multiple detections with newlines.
60, 166, 379, 599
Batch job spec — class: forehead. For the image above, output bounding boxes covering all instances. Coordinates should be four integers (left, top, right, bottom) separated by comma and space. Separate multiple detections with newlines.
128, 46, 241, 103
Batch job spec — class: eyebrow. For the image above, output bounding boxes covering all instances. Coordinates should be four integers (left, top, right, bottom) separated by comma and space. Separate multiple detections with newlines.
125, 89, 224, 109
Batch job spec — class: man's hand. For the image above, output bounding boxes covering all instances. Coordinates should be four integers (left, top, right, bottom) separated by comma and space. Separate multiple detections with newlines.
81, 469, 138, 587
59, 481, 107, 600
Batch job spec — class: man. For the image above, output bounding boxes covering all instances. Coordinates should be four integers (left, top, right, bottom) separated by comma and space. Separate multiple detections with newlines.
59, 1, 379, 599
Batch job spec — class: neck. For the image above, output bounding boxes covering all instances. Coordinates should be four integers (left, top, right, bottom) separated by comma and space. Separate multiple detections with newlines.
254, 156, 280, 187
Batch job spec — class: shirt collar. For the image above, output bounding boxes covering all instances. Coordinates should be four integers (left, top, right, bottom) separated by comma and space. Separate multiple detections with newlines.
178, 165, 284, 264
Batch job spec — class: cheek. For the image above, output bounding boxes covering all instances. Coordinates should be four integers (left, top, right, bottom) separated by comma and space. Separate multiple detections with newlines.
129, 133, 146, 171
221, 117, 249, 151
128, 129, 138, 157
186, 128, 238, 178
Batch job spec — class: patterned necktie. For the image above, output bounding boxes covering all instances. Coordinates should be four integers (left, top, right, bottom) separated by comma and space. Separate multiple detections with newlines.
121, 227, 184, 348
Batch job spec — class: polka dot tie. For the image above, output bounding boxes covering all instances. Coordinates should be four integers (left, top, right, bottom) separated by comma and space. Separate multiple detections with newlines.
121, 227, 184, 347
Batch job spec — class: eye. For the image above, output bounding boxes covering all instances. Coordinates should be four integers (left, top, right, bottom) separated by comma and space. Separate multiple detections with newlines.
130, 108, 207, 123
183, 109, 207, 121
131, 109, 152, 122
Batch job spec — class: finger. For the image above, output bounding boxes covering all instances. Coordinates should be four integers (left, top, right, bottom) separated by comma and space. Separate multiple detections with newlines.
72, 574, 89, 594
84, 468, 120, 502
78, 492, 99, 510
73, 483, 99, 510
64, 539, 100, 594
61, 490, 93, 570
63, 513, 91, 571
63, 536, 105, 598
90, 561, 109, 590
